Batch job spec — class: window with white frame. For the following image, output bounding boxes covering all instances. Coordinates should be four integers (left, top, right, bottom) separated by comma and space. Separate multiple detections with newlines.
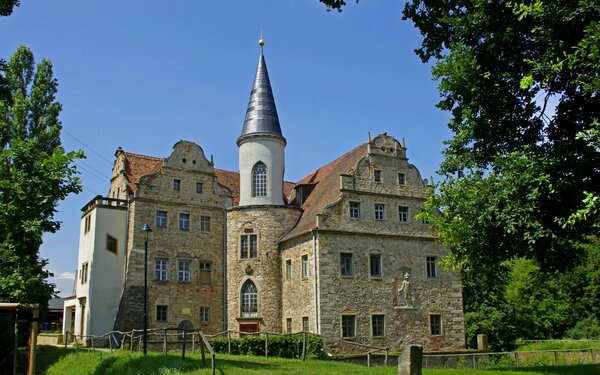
241, 234, 257, 258
179, 213, 190, 230
200, 215, 211, 231
252, 162, 267, 197
398, 206, 409, 222
374, 204, 385, 221
341, 315, 356, 338
349, 201, 360, 219
155, 259, 168, 281
241, 280, 258, 317
340, 253, 353, 276
372, 314, 385, 337
156, 210, 167, 228
430, 314, 442, 335
199, 262, 212, 284
427, 256, 438, 278
178, 260, 191, 282
285, 259, 292, 281
370, 254, 382, 278
302, 255, 309, 278
200, 307, 210, 323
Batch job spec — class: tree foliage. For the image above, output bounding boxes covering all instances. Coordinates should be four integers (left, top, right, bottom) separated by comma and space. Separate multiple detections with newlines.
0, 0, 20, 16
0, 45, 83, 306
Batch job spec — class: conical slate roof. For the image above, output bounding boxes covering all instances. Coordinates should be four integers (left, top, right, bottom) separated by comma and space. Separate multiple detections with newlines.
238, 52, 284, 144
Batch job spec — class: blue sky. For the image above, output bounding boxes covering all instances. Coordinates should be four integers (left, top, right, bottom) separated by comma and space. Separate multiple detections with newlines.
1, 0, 452, 296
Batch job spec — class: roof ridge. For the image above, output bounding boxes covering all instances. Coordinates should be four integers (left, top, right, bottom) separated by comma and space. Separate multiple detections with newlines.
295, 142, 367, 184
123, 151, 162, 161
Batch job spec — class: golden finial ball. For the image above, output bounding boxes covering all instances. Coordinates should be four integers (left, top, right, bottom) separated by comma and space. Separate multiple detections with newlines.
259, 37, 265, 47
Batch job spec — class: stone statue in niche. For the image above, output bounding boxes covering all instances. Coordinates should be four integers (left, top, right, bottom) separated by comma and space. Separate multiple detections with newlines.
398, 272, 415, 308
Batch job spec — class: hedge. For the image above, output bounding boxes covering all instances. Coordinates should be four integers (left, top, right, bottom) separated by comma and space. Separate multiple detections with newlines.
209, 334, 326, 359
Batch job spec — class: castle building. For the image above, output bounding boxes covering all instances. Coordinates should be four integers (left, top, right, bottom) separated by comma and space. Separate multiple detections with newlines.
63, 41, 465, 351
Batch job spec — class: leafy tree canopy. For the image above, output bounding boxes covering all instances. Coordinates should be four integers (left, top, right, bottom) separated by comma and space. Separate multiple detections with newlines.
0, 0, 20, 16
0, 45, 83, 305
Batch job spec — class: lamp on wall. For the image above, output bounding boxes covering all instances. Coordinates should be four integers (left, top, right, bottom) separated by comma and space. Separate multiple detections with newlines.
142, 223, 152, 355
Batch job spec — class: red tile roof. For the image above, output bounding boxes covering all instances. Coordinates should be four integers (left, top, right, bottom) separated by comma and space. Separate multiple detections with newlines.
280, 143, 368, 241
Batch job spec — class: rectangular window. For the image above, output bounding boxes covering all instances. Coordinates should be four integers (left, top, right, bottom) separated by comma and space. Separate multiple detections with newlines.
196, 182, 203, 194
84, 215, 91, 234
179, 213, 190, 230
156, 210, 167, 228
374, 170, 382, 183
81, 262, 89, 284
398, 173, 405, 185
427, 256, 438, 278
375, 204, 385, 221
349, 201, 360, 219
302, 317, 309, 332
240, 234, 258, 258
340, 253, 353, 276
199, 262, 212, 284
430, 314, 442, 336
155, 259, 168, 281
398, 206, 409, 222
372, 314, 385, 337
178, 260, 191, 282
370, 254, 382, 278
200, 307, 210, 323
285, 259, 292, 281
200, 215, 211, 231
156, 305, 167, 322
302, 255, 309, 278
173, 179, 181, 191
106, 234, 117, 253
341, 315, 356, 338
286, 318, 292, 333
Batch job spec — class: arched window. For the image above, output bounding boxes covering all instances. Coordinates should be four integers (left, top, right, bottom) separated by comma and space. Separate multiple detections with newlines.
252, 162, 267, 197
241, 280, 258, 317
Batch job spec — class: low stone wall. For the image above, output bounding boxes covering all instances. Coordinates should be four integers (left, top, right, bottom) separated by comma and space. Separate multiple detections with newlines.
38, 333, 63, 345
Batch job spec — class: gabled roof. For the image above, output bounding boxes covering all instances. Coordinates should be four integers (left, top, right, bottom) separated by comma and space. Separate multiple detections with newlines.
280, 143, 368, 241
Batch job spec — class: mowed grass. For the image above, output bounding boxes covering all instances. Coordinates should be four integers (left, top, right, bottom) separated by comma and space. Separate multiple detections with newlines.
37, 347, 600, 375
516, 340, 600, 351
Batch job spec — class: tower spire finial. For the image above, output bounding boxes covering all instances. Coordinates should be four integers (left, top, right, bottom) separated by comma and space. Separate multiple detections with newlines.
258, 33, 265, 55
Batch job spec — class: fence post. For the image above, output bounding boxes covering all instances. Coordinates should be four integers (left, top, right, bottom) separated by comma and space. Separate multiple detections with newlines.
138, 336, 142, 351
192, 332, 196, 354
367, 352, 371, 367
591, 348, 596, 363
472, 354, 476, 369
109, 333, 113, 354
64, 332, 68, 349
301, 332, 307, 362
163, 329, 167, 355
227, 330, 231, 355
182, 331, 187, 359
211, 353, 216, 375
554, 350, 559, 366
130, 333, 134, 352
384, 348, 389, 366
201, 335, 206, 366
265, 333, 269, 358
91, 336, 95, 353
515, 352, 519, 368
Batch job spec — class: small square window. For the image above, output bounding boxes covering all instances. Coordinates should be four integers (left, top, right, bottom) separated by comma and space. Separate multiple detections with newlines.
398, 206, 409, 222
372, 314, 385, 337
196, 182, 203, 194
302, 317, 309, 332
374, 170, 382, 183
340, 253, 353, 276
285, 259, 292, 281
430, 314, 442, 336
199, 262, 212, 284
200, 215, 211, 231
155, 259, 168, 281
106, 234, 117, 253
375, 204, 385, 221
370, 254, 382, 278
156, 210, 167, 228
200, 307, 210, 323
349, 201, 360, 219
173, 179, 181, 191
178, 260, 191, 282
302, 255, 309, 278
157, 305, 168, 322
398, 173, 405, 185
341, 315, 356, 338
427, 256, 438, 278
286, 318, 292, 333
179, 213, 190, 230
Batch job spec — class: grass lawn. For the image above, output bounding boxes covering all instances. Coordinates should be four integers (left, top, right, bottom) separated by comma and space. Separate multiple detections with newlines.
37, 347, 600, 375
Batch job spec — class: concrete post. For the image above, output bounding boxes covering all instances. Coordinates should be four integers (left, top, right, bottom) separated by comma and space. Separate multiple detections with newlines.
398, 345, 422, 375
477, 334, 488, 352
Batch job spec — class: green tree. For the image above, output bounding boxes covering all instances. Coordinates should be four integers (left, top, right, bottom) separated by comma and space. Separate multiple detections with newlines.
0, 0, 20, 16
0, 45, 82, 306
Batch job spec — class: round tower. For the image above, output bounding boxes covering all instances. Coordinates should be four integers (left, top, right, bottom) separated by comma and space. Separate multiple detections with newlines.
237, 37, 286, 206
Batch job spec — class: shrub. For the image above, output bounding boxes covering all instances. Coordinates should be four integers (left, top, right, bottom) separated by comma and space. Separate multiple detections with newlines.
209, 334, 325, 359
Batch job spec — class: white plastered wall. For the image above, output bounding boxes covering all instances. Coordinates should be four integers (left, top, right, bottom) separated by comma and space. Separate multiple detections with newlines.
238, 137, 285, 206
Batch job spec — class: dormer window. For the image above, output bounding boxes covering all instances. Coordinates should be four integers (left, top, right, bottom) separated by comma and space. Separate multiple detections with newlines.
252, 162, 267, 197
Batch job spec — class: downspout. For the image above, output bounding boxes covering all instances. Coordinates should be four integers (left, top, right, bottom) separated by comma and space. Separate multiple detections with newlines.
311, 229, 320, 334
222, 208, 228, 332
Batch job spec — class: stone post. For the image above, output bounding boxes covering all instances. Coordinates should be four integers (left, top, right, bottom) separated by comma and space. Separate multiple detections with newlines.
398, 345, 422, 375
477, 334, 488, 351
